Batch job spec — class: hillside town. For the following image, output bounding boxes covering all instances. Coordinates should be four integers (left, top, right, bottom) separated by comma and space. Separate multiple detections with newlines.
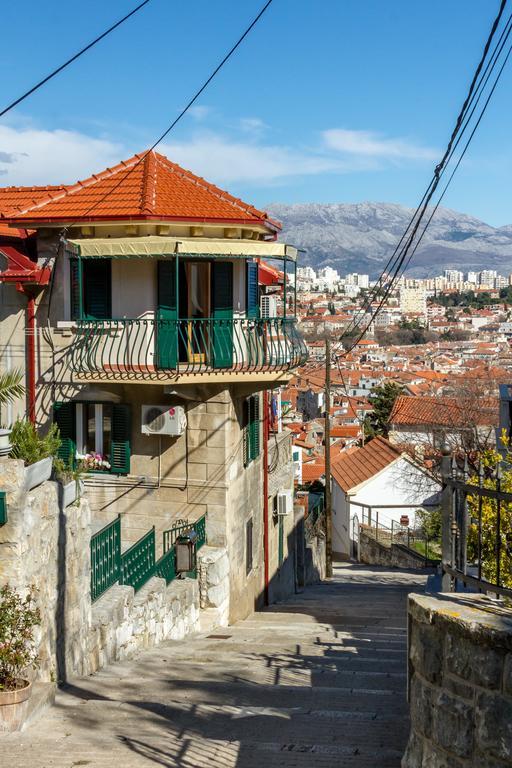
1, 3, 512, 768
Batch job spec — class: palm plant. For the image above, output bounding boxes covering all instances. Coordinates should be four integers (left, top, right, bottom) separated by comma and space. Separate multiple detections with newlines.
0, 369, 24, 409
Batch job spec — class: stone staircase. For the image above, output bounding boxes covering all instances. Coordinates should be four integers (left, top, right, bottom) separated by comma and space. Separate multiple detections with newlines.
2, 564, 426, 767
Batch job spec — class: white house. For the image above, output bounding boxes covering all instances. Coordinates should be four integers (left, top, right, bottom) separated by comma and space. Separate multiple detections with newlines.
331, 436, 440, 559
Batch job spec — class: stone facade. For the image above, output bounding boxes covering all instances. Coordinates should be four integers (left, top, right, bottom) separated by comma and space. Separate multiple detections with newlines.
403, 592, 512, 767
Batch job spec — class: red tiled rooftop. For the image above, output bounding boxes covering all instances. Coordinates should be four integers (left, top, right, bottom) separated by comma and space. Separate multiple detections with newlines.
1, 151, 279, 230
389, 395, 498, 428
331, 436, 402, 492
301, 461, 325, 483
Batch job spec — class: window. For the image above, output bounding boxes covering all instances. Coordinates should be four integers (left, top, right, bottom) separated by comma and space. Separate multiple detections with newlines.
70, 258, 112, 320
243, 395, 260, 467
76, 403, 113, 470
53, 401, 130, 474
246, 517, 253, 575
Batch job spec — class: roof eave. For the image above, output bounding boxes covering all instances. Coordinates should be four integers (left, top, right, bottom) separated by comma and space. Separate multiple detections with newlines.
2, 214, 280, 232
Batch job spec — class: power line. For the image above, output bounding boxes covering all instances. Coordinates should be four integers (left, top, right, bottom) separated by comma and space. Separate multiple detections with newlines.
60, 0, 274, 234
0, 0, 152, 119
334, 1, 511, 356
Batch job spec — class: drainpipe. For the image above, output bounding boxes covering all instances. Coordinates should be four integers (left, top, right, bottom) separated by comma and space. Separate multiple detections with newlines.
26, 292, 37, 424
262, 389, 270, 605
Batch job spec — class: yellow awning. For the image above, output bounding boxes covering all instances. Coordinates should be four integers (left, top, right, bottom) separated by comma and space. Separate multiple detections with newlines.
68, 236, 297, 261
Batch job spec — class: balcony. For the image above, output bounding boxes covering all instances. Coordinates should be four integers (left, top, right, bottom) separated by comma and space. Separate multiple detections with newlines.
70, 316, 308, 383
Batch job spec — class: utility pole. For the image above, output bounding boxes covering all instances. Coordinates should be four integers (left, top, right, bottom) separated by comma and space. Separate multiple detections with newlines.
325, 335, 333, 577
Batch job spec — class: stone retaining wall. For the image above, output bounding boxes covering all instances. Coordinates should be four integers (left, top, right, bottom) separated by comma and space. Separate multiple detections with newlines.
403, 592, 512, 767
0, 458, 229, 693
359, 530, 431, 570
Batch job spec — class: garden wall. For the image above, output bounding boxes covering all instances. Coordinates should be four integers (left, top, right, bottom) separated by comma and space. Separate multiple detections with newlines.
403, 591, 512, 767
359, 530, 433, 570
0, 458, 229, 692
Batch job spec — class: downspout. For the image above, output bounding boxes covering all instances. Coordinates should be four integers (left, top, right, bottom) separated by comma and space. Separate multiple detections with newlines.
262, 389, 270, 605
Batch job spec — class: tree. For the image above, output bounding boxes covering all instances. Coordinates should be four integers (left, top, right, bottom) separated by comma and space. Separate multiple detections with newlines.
363, 382, 404, 440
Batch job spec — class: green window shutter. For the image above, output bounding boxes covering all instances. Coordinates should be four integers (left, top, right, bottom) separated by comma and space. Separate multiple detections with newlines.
157, 259, 178, 369
70, 258, 82, 320
249, 395, 260, 460
83, 259, 111, 320
53, 401, 76, 466
246, 261, 259, 319
243, 399, 250, 467
212, 261, 234, 368
157, 259, 177, 313
110, 404, 131, 475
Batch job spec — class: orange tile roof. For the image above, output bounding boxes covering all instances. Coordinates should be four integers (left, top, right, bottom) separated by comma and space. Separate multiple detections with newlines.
331, 436, 402, 492
1, 151, 279, 230
389, 395, 498, 428
301, 461, 325, 483
0, 186, 65, 238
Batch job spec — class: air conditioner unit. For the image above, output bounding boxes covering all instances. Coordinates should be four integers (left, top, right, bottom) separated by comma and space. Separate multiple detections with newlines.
277, 490, 293, 516
260, 295, 278, 319
141, 405, 186, 436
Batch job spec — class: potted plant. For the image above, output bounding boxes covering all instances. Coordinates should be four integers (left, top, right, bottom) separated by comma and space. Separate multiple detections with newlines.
53, 457, 85, 508
9, 420, 61, 491
0, 585, 40, 733
0, 370, 24, 456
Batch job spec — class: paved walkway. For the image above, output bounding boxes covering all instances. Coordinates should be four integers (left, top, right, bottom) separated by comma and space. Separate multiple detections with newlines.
4, 564, 427, 767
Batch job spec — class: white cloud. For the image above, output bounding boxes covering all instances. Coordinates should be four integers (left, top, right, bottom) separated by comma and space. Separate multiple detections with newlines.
0, 121, 436, 190
187, 105, 212, 121
0, 125, 123, 185
322, 128, 438, 161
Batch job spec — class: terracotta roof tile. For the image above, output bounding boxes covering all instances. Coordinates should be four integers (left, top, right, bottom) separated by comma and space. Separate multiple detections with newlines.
389, 395, 498, 428
301, 461, 325, 483
1, 151, 279, 230
331, 436, 402, 492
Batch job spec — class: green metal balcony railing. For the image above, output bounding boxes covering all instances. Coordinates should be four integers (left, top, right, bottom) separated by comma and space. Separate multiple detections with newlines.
162, 513, 207, 554
90, 515, 121, 602
70, 317, 308, 379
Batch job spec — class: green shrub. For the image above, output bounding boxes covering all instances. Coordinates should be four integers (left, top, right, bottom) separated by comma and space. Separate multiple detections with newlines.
9, 420, 61, 466
0, 585, 40, 691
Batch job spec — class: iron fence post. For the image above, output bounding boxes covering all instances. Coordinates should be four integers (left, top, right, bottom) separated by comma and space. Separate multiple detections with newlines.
440, 443, 453, 592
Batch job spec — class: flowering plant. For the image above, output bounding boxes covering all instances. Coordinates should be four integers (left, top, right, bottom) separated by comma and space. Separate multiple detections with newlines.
76, 452, 111, 471
0, 585, 40, 691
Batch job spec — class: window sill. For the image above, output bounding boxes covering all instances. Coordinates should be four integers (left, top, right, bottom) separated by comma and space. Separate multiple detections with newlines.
57, 321, 77, 330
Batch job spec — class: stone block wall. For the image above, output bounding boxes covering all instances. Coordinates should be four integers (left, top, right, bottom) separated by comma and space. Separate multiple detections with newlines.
0, 458, 229, 689
359, 530, 431, 570
403, 592, 512, 767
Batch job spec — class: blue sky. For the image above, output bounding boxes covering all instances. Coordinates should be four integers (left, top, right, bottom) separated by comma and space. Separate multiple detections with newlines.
0, 0, 511, 225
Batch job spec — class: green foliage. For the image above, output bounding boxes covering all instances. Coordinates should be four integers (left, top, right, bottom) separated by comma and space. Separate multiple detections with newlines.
0, 369, 24, 424
416, 507, 442, 540
0, 585, 40, 690
363, 382, 403, 439
9, 420, 61, 466
53, 456, 85, 504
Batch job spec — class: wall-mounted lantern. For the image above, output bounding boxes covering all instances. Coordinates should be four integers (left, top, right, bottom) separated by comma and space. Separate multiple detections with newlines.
175, 530, 197, 574
0, 491, 7, 526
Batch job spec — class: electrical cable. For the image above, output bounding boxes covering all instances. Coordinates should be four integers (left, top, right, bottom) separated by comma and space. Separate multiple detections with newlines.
59, 0, 274, 236
0, 0, 152, 119
334, 2, 512, 357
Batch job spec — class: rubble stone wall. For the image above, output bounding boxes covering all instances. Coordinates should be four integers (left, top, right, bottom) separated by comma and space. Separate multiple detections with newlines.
403, 592, 512, 767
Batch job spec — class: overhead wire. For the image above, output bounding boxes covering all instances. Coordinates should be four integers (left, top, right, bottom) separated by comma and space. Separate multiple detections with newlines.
59, 0, 274, 237
332, 1, 511, 356
0, 0, 153, 119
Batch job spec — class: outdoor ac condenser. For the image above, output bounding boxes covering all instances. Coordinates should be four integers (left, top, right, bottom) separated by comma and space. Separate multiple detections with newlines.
141, 405, 187, 436
260, 295, 278, 318
277, 490, 293, 516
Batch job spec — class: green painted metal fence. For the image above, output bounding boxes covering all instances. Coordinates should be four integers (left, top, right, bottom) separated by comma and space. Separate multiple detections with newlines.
90, 515, 121, 602
90, 514, 207, 602
154, 545, 177, 584
120, 527, 156, 593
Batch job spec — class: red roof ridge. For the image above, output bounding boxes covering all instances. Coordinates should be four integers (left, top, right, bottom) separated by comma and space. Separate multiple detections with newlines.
142, 150, 157, 215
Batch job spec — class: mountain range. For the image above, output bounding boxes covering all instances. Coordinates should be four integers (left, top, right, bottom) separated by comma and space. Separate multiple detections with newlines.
266, 202, 512, 279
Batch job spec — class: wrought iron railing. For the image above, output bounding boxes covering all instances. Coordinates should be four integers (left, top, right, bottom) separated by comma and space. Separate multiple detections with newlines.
70, 317, 308, 378
162, 513, 207, 554
90, 515, 121, 602
440, 447, 512, 599
359, 520, 441, 565
120, 527, 156, 593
